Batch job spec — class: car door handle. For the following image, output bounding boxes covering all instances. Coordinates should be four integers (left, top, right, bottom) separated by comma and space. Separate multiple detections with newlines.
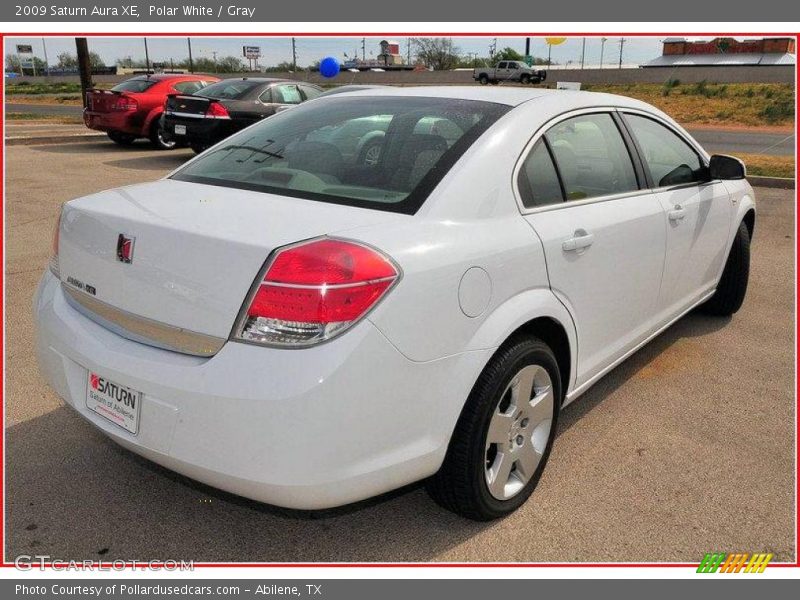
562, 231, 595, 252
668, 206, 686, 221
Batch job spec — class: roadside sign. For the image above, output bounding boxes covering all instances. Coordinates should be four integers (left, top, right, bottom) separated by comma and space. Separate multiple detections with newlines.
243, 46, 261, 59
16, 44, 33, 54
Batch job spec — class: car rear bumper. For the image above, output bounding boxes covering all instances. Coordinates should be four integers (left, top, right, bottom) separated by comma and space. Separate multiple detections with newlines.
163, 116, 239, 147
83, 110, 143, 136
35, 271, 491, 509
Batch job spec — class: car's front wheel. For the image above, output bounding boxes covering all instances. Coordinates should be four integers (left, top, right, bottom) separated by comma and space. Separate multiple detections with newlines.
520, 74, 531, 84
701, 220, 751, 316
426, 336, 561, 520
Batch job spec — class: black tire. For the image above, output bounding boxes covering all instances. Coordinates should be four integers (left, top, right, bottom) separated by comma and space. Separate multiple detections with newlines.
426, 336, 561, 521
520, 74, 531, 84
478, 74, 489, 85
106, 131, 136, 146
701, 220, 751, 316
190, 142, 208, 154
150, 119, 177, 150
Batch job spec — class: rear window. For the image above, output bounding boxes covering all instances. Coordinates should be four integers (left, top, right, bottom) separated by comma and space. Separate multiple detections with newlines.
171, 96, 509, 214
195, 80, 261, 100
111, 78, 157, 93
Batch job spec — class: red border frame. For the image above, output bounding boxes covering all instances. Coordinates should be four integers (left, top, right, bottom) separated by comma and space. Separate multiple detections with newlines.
0, 29, 797, 571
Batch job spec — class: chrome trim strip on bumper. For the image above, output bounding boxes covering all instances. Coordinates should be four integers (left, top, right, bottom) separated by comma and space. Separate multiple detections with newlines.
61, 283, 226, 358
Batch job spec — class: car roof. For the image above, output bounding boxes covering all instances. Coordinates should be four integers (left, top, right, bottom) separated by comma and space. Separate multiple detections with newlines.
337, 86, 655, 110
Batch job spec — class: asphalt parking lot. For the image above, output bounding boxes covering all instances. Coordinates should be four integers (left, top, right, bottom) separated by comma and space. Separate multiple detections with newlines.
4, 140, 796, 563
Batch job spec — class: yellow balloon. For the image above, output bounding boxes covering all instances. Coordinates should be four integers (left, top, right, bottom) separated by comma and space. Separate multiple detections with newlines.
545, 37, 567, 46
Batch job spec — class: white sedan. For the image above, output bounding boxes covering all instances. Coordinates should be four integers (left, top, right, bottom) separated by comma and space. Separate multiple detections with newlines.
35, 87, 754, 520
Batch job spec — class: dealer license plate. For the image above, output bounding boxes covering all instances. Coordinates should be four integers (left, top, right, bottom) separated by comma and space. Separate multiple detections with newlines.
86, 372, 142, 435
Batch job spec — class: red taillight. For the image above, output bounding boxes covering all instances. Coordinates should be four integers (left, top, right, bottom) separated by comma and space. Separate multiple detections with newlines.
236, 238, 399, 347
114, 94, 138, 111
49, 209, 62, 278
205, 101, 230, 119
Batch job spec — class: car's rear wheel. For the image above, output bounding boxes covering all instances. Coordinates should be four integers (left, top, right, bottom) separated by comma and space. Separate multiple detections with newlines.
150, 119, 177, 150
478, 74, 489, 85
701, 220, 751, 316
107, 131, 136, 146
426, 336, 560, 520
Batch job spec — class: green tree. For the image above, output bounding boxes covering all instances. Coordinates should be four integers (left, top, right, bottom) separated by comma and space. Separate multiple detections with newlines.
6, 53, 48, 75
410, 37, 461, 71
58, 51, 105, 69
493, 47, 524, 62
217, 55, 244, 73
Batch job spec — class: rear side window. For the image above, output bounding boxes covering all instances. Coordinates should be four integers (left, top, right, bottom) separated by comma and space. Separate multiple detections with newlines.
111, 78, 157, 93
624, 114, 705, 187
544, 113, 638, 201
518, 140, 563, 208
172, 96, 509, 214
274, 84, 302, 104
173, 80, 205, 94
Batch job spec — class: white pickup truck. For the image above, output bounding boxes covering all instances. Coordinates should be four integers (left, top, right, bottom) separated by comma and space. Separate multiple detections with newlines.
473, 61, 547, 85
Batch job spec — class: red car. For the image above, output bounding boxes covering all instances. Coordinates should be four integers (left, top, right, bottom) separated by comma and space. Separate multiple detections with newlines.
83, 74, 220, 149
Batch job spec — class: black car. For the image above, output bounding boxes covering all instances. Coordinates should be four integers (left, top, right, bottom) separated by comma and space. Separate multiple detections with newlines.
163, 78, 323, 153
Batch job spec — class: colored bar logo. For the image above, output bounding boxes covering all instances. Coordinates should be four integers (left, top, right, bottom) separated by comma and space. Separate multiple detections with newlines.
697, 552, 773, 573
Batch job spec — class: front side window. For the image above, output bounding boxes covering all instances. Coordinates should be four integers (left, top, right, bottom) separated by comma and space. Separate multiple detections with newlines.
498, 62, 507, 69
299, 85, 323, 100
518, 140, 563, 209
624, 114, 705, 187
172, 96, 509, 214
544, 113, 638, 201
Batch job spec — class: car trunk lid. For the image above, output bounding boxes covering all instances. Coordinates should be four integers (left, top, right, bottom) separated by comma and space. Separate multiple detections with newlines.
57, 179, 402, 355
85, 89, 135, 113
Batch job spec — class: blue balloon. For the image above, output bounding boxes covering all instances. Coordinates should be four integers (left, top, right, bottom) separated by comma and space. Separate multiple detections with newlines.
319, 56, 340, 78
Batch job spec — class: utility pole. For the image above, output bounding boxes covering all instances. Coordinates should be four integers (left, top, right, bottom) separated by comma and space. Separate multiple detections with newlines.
187, 37, 194, 73
211, 51, 218, 72
76, 37, 93, 108
143, 37, 151, 73
407, 38, 411, 65
42, 37, 49, 76
600, 37, 607, 69
361, 37, 366, 61
581, 37, 586, 69
525, 37, 530, 58
618, 37, 625, 69
291, 37, 297, 71
489, 38, 497, 58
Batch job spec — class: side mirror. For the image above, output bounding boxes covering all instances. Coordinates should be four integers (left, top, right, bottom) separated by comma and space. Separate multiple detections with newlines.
709, 154, 746, 180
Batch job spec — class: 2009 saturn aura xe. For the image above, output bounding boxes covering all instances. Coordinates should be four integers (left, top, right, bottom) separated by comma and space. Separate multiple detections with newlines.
36, 87, 754, 520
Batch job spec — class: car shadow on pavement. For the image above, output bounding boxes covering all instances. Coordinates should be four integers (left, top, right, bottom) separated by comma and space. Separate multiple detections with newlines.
33, 142, 194, 171
4, 311, 730, 563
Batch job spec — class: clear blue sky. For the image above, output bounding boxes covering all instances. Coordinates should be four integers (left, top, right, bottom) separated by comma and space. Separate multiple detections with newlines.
6, 36, 672, 68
